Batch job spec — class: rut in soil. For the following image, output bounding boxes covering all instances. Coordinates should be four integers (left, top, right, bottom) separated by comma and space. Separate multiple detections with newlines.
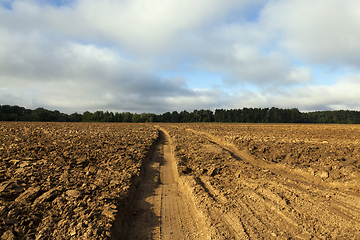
112, 130, 208, 239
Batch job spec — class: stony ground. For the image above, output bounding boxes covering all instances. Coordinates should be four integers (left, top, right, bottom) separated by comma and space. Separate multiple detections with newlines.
1, 122, 360, 239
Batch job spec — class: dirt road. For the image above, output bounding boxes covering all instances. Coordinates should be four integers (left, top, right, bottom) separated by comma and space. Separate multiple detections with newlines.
115, 130, 209, 239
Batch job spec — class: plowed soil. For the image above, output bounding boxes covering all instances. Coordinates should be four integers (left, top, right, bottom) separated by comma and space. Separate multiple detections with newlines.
0, 122, 158, 239
161, 123, 360, 239
1, 122, 360, 239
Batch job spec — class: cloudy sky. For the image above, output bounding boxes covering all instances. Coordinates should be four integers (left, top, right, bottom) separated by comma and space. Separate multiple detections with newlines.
1, 0, 360, 114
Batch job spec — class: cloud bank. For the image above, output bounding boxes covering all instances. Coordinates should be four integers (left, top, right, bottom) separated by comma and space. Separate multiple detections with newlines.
1, 0, 360, 113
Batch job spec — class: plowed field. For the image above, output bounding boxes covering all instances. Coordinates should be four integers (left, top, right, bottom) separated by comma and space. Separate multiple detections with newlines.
0, 122, 158, 239
1, 122, 360, 239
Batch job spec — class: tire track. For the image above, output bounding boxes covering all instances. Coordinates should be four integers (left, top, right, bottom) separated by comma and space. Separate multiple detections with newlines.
181, 127, 360, 239
118, 130, 209, 239
195, 176, 251, 239
184, 128, 304, 233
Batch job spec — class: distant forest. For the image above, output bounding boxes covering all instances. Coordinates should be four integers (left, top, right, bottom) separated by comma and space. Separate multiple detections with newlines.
1, 105, 360, 124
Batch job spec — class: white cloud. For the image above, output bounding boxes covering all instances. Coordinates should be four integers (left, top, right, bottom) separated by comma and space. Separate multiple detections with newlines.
0, 29, 122, 84
164, 88, 227, 111
261, 0, 360, 68
0, 0, 313, 87
228, 73, 360, 111
287, 67, 313, 83
194, 42, 312, 86
0, 28, 196, 113
1, 0, 360, 113
1, 0, 254, 54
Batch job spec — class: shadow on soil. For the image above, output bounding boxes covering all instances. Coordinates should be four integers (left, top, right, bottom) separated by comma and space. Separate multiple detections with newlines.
110, 130, 162, 240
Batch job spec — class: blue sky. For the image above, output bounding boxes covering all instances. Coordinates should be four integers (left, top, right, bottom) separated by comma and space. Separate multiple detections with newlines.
1, 0, 360, 114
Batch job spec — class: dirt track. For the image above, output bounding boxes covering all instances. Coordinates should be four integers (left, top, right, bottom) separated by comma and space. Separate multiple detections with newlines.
113, 130, 209, 239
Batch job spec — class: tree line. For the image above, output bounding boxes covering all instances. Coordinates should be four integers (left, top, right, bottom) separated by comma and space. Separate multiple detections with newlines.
1, 105, 360, 124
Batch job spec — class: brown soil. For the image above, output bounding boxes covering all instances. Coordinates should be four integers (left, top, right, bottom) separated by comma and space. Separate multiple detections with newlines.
0, 122, 158, 239
1, 122, 360, 239
161, 123, 360, 239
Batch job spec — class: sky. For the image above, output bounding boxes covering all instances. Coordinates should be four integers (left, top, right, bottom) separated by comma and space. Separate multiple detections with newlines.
1, 0, 360, 114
